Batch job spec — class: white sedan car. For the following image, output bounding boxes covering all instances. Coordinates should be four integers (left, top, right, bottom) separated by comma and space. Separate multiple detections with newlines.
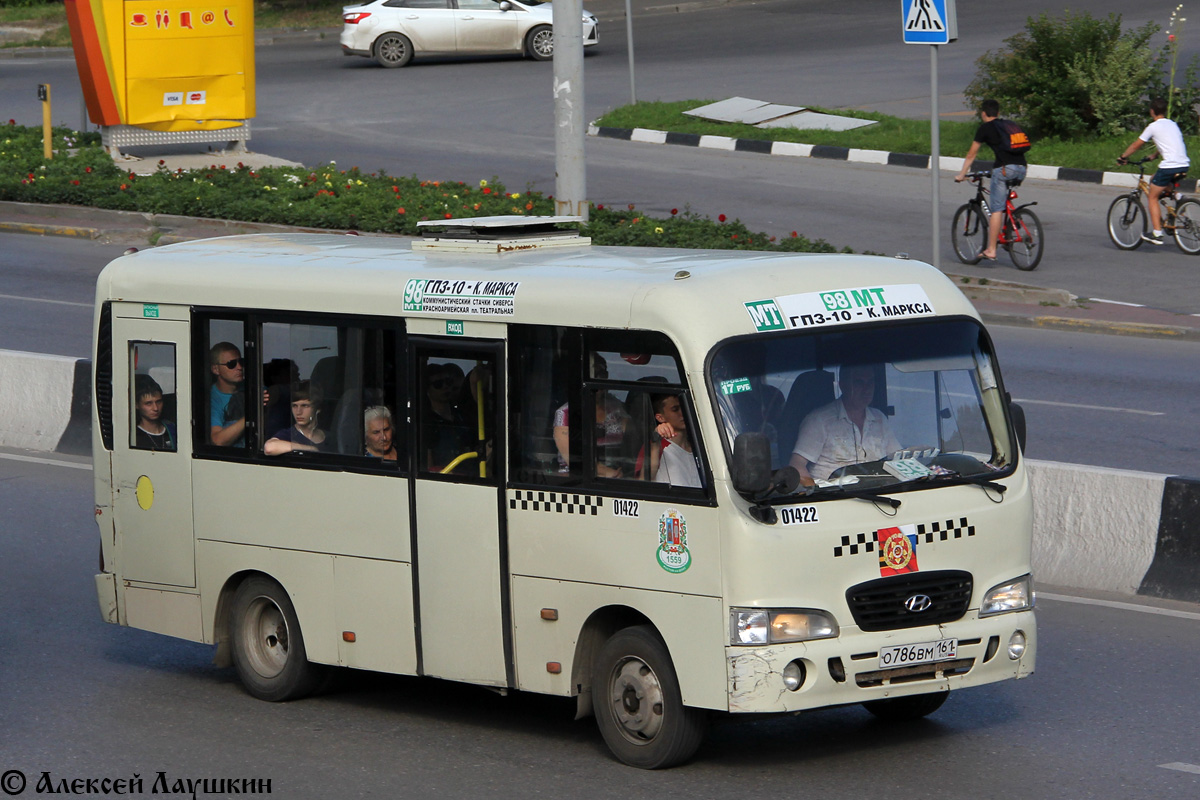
341, 0, 599, 68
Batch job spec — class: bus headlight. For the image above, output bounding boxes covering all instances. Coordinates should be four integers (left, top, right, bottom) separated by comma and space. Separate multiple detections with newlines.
979, 575, 1034, 617
730, 608, 839, 645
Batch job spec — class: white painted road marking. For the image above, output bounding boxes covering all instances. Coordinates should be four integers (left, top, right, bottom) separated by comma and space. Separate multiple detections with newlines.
1159, 763, 1200, 775
0, 292, 92, 308
0, 452, 91, 471
1040, 593, 1200, 622
1012, 398, 1164, 416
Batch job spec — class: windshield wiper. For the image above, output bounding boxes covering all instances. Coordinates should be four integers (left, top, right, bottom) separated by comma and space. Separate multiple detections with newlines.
807, 483, 903, 509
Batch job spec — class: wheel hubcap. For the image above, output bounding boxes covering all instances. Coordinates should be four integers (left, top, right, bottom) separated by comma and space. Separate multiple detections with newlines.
533, 31, 552, 57
382, 38, 405, 62
608, 657, 665, 744
244, 596, 289, 678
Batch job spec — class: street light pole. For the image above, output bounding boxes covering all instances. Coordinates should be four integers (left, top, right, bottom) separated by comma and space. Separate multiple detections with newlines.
553, 0, 588, 220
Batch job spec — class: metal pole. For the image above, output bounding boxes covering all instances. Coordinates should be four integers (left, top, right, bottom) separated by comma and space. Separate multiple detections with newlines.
625, 0, 636, 105
553, 0, 588, 220
930, 45, 939, 269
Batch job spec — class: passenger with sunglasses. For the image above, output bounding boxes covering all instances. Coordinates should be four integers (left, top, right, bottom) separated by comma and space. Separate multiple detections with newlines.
423, 362, 473, 473
209, 342, 248, 447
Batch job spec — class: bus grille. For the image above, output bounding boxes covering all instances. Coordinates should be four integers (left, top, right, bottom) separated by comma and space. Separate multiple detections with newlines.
846, 570, 972, 632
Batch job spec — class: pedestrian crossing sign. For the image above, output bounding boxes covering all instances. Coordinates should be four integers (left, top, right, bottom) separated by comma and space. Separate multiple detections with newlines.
902, 0, 957, 44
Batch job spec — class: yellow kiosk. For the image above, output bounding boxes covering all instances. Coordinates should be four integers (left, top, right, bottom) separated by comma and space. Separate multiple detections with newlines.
65, 0, 255, 156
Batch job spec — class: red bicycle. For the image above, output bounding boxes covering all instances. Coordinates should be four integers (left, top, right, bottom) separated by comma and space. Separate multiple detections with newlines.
952, 170, 1044, 270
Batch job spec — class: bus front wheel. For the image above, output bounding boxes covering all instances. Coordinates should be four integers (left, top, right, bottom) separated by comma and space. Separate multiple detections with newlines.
230, 576, 325, 702
591, 625, 707, 769
862, 689, 949, 721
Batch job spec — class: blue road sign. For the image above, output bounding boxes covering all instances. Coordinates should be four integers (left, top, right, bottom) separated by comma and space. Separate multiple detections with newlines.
902, 0, 957, 44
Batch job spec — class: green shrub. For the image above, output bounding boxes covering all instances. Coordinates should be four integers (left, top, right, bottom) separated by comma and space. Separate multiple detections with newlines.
0, 122, 847, 253
965, 11, 1160, 138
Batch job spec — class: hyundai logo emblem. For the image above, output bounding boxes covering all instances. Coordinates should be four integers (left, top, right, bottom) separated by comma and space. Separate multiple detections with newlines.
904, 594, 933, 613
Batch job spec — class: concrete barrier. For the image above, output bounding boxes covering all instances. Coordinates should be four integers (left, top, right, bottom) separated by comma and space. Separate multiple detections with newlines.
0, 349, 90, 455
2, 349, 1197, 602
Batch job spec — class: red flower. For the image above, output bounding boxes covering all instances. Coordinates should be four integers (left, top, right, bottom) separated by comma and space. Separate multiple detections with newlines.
220, 165, 226, 170
85, 167, 92, 173
596, 204, 605, 210
72, 180, 80, 185
628, 203, 635, 210
444, 212, 453, 218
158, 159, 165, 165
392, 185, 399, 192
791, 231, 798, 237
119, 184, 127, 190
482, 187, 491, 194
1169, 33, 1176, 41
525, 202, 533, 210
731, 234, 738, 240
398, 207, 406, 214
719, 214, 726, 222
671, 208, 678, 215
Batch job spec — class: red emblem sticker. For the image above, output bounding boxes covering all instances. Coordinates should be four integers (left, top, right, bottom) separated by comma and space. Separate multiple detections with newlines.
877, 524, 919, 577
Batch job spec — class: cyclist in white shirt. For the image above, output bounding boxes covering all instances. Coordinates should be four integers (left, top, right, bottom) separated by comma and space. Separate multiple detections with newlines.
1118, 97, 1191, 245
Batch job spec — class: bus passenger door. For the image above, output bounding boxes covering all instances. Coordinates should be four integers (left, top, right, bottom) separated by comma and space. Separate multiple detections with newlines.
410, 339, 510, 687
111, 308, 195, 587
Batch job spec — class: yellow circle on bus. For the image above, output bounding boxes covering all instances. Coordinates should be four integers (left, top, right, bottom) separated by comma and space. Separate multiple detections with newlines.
135, 475, 154, 510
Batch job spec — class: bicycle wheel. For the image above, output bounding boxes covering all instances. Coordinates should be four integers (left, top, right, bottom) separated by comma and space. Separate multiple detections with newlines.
952, 202, 987, 264
1008, 208, 1043, 270
1172, 199, 1200, 254
1106, 195, 1145, 250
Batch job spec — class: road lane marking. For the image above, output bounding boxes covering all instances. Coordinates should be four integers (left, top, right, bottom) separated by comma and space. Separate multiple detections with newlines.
1011, 398, 1164, 416
0, 292, 92, 308
0, 452, 91, 471
1159, 763, 1200, 775
1039, 593, 1200, 622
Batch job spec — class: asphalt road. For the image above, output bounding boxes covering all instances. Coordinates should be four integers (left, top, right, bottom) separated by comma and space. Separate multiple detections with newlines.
1, 452, 1198, 797
7, 0, 1200, 312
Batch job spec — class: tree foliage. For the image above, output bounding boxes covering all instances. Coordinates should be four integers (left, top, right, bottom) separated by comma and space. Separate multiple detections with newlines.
965, 12, 1163, 139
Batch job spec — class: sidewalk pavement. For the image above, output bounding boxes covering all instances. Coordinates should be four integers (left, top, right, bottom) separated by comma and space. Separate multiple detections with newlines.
5, 198, 1200, 342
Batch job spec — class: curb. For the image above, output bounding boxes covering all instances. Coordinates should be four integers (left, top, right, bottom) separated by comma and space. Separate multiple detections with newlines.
588, 125, 1199, 192
977, 311, 1200, 342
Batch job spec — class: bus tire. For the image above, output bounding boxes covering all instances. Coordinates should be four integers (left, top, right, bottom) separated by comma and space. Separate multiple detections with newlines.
591, 625, 707, 769
230, 576, 325, 702
862, 689, 949, 721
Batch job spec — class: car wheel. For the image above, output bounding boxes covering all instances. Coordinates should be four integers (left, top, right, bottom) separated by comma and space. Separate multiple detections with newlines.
525, 25, 553, 61
374, 32, 413, 68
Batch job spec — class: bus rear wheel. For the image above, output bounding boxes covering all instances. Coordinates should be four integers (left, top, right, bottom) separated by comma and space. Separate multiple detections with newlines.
591, 625, 707, 769
230, 576, 325, 702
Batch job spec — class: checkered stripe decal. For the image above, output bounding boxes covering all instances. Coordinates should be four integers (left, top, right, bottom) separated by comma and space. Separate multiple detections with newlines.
918, 517, 975, 542
509, 490, 603, 515
832, 516, 974, 557
833, 532, 876, 558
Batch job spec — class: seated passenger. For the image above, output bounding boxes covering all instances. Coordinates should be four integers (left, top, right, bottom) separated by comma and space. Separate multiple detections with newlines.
788, 364, 901, 485
264, 381, 329, 455
651, 393, 701, 488
209, 341, 247, 447
552, 354, 630, 478
364, 405, 398, 461
424, 363, 473, 472
134, 374, 176, 452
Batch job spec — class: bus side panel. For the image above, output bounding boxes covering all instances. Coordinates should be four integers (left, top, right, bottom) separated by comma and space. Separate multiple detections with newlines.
196, 540, 339, 665
506, 492, 722, 599
332, 555, 417, 673
509, 575, 728, 710
123, 586, 204, 641
192, 463, 410, 563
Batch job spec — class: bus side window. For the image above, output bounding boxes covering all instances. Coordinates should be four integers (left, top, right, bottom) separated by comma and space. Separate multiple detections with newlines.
129, 342, 177, 452
510, 325, 581, 484
204, 319, 248, 449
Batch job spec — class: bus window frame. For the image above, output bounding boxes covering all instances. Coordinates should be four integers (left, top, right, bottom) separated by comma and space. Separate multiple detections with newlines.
191, 307, 407, 477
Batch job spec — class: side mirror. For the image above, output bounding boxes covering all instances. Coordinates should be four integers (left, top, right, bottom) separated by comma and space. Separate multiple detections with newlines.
1006, 393, 1027, 453
499, 1, 512, 9
733, 433, 772, 494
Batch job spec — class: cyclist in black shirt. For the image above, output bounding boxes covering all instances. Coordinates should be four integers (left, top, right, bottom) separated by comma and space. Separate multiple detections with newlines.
955, 99, 1029, 262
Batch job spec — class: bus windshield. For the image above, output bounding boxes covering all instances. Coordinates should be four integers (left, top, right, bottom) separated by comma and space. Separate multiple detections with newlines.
709, 318, 1016, 498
